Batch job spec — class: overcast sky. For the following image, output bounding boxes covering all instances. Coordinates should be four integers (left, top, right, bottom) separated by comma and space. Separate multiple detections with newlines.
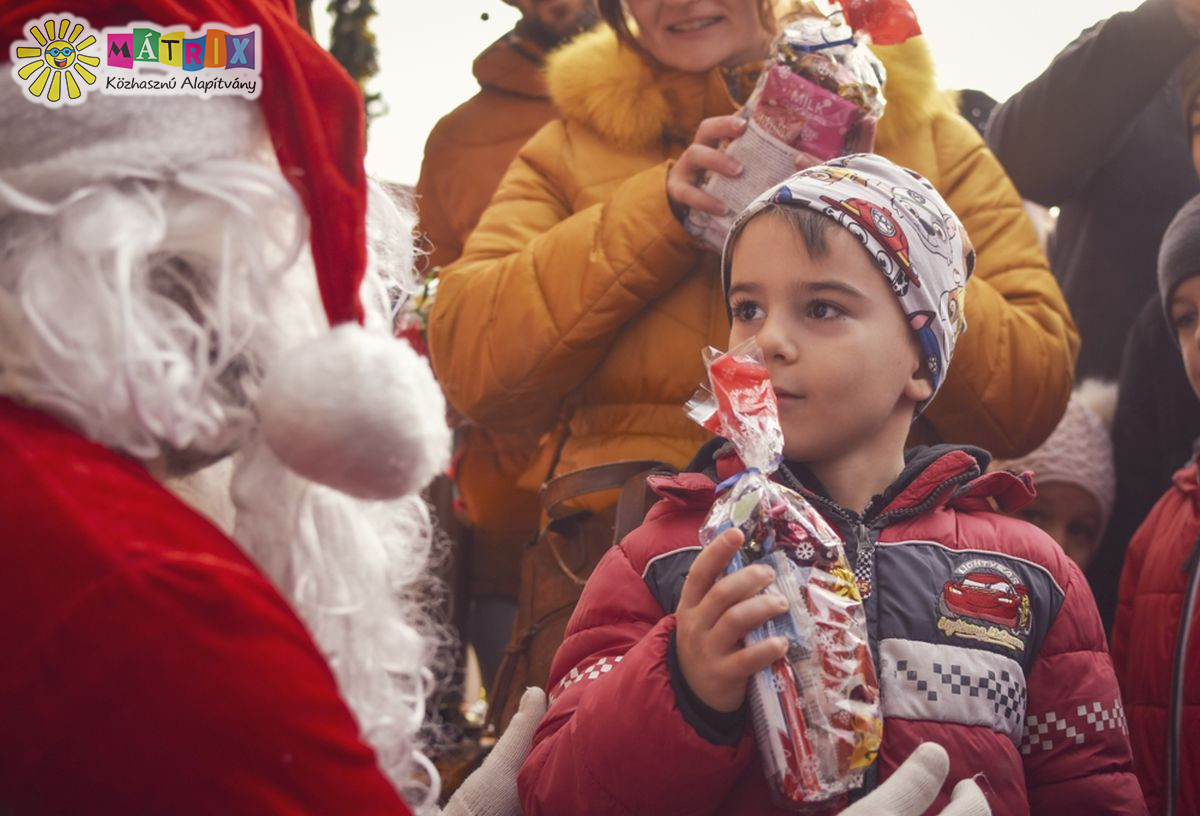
346, 1, 1143, 185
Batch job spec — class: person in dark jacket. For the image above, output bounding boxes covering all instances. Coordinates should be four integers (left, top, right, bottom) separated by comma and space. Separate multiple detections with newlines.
1112, 193, 1200, 816
986, 0, 1200, 381
519, 156, 1143, 815
987, 0, 1200, 630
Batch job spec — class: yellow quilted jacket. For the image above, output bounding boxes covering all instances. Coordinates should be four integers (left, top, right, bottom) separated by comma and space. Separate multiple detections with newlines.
429, 27, 1079, 512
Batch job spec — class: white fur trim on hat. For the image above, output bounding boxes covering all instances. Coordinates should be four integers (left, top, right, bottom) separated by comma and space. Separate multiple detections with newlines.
257, 323, 451, 501
994, 380, 1118, 531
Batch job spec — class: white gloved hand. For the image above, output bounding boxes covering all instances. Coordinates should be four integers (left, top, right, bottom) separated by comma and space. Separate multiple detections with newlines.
441, 687, 548, 816
838, 742, 991, 816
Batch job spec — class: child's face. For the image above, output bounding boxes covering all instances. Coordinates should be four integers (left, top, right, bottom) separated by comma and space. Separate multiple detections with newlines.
1170, 275, 1200, 400
727, 215, 932, 465
1015, 481, 1102, 570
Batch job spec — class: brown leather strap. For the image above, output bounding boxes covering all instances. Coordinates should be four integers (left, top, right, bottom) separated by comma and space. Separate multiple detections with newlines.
539, 459, 667, 519
612, 464, 674, 546
484, 459, 675, 737
483, 600, 577, 737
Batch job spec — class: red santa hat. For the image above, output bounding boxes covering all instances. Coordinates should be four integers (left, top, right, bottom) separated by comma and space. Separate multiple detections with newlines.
1, 0, 448, 500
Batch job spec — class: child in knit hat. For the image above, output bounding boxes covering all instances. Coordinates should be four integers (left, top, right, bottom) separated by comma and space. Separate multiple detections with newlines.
993, 381, 1118, 570
1112, 192, 1200, 816
519, 154, 1141, 816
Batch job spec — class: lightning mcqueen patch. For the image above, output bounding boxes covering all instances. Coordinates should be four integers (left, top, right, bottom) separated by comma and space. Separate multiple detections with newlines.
937, 557, 1032, 652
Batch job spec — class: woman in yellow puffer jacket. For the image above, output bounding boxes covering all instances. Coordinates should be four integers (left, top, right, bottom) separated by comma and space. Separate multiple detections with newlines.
429, 0, 1079, 514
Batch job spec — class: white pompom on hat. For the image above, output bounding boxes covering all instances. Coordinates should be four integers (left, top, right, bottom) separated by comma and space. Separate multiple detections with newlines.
257, 324, 449, 501
0, 0, 450, 500
993, 380, 1118, 530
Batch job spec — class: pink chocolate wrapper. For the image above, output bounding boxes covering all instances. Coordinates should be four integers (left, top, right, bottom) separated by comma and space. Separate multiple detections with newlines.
754, 64, 861, 161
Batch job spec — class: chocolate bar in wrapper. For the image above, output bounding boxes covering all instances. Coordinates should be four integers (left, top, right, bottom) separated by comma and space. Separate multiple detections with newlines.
687, 339, 883, 809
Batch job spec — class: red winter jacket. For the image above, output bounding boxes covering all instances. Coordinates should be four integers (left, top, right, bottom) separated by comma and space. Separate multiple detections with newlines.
1113, 451, 1200, 815
519, 442, 1145, 815
0, 398, 413, 815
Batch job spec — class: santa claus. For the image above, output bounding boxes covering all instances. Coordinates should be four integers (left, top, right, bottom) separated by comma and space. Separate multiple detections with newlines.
0, 1, 554, 813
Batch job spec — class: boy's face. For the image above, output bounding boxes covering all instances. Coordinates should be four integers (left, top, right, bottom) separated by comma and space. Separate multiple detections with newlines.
727, 215, 932, 465
1014, 481, 1102, 570
1169, 275, 1200, 399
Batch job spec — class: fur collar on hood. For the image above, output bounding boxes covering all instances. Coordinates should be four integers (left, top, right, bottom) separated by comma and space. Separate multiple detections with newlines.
544, 26, 954, 153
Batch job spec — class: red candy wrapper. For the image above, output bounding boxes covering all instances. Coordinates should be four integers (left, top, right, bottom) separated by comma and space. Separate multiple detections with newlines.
687, 339, 883, 809
834, 0, 922, 46
687, 343, 784, 471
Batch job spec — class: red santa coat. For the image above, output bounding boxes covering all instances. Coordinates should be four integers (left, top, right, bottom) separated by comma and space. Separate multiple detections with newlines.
0, 397, 412, 814
1113, 452, 1200, 815
520, 443, 1145, 815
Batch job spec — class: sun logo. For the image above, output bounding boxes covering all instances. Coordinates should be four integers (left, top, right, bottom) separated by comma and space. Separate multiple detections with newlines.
10, 15, 101, 107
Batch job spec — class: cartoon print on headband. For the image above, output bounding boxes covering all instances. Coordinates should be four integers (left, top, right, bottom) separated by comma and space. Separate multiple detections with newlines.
909, 311, 944, 387
819, 195, 919, 297
939, 286, 967, 340
803, 164, 869, 188
889, 184, 959, 270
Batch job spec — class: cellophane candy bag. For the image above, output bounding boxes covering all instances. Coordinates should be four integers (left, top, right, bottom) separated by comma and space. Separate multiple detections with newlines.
686, 339, 882, 809
684, 1, 903, 252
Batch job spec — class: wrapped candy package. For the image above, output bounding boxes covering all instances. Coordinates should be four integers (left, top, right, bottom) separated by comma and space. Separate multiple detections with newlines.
754, 15, 886, 159
686, 339, 883, 809
685, 0, 919, 251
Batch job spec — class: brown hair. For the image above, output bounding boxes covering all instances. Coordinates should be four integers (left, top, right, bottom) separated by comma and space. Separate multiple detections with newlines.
722, 204, 839, 300
756, 203, 837, 256
597, 0, 780, 51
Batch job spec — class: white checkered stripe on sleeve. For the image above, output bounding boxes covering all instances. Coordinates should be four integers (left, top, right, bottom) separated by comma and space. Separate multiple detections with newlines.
549, 655, 625, 703
1020, 697, 1128, 755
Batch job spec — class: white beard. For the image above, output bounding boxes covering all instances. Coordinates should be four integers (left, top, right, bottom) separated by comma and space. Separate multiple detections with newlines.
228, 437, 450, 812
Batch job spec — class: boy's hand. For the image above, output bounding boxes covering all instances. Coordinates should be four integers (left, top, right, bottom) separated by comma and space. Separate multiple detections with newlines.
666, 115, 747, 222
674, 528, 790, 712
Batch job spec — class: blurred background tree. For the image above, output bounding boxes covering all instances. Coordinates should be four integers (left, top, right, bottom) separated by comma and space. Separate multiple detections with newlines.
295, 0, 385, 135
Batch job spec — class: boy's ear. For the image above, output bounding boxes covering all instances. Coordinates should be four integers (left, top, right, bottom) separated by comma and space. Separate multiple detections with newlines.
904, 365, 935, 406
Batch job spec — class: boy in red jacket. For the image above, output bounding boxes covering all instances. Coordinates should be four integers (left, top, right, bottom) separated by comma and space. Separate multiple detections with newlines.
518, 155, 1144, 815
1112, 193, 1200, 815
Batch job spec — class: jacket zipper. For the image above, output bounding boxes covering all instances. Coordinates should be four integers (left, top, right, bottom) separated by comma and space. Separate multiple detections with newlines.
777, 465, 978, 598
853, 521, 872, 598
774, 462, 978, 800
1167, 532, 1200, 816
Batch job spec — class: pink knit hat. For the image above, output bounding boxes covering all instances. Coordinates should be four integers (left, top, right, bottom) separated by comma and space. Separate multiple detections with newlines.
993, 380, 1118, 533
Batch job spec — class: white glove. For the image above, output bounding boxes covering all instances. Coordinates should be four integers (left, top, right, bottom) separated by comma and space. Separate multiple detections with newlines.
838, 742, 991, 816
441, 687, 548, 816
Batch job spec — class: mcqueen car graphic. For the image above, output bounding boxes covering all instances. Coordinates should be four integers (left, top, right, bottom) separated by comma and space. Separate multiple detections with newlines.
941, 570, 1030, 632
820, 195, 920, 292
